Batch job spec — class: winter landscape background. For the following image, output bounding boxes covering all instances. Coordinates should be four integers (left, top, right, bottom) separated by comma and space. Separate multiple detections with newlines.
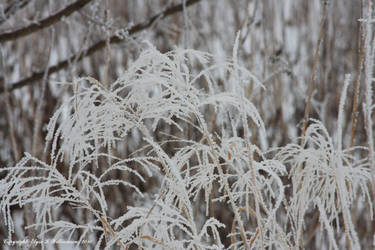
0, 0, 374, 249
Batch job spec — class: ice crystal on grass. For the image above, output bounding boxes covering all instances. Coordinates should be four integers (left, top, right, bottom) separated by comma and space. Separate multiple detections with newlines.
277, 120, 372, 248
276, 76, 373, 249
1, 43, 373, 249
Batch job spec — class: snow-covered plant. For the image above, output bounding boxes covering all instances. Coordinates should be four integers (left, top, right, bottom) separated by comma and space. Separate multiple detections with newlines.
276, 74, 373, 249
1, 42, 288, 249
0, 40, 373, 249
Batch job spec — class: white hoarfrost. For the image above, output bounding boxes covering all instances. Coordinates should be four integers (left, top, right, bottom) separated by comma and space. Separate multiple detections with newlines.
0, 43, 373, 249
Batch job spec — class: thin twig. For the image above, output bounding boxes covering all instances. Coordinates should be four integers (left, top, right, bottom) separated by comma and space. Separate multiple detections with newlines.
231, 207, 257, 250
99, 216, 127, 249
349, 0, 366, 150
300, 3, 328, 146
31, 29, 54, 157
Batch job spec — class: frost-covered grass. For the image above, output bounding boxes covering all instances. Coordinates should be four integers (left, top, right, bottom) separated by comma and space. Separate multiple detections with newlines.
1, 39, 374, 249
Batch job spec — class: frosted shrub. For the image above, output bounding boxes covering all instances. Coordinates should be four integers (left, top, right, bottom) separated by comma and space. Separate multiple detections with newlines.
1, 42, 373, 249
276, 75, 373, 249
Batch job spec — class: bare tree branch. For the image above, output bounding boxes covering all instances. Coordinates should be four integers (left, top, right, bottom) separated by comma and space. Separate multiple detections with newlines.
0, 0, 92, 43
0, 0, 201, 93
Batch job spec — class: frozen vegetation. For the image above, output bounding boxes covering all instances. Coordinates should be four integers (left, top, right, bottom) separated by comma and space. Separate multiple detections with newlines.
0, 0, 374, 249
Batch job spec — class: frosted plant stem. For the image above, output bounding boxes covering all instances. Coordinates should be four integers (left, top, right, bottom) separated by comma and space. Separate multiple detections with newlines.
69, 176, 126, 248
336, 177, 354, 250
349, 0, 366, 150
138, 124, 202, 250
201, 129, 250, 250
296, 4, 328, 248
363, 0, 375, 231
99, 216, 127, 249
241, 115, 265, 250
300, 2, 327, 145
32, 29, 54, 157
233, 30, 265, 246
336, 74, 356, 249
26, 30, 53, 240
